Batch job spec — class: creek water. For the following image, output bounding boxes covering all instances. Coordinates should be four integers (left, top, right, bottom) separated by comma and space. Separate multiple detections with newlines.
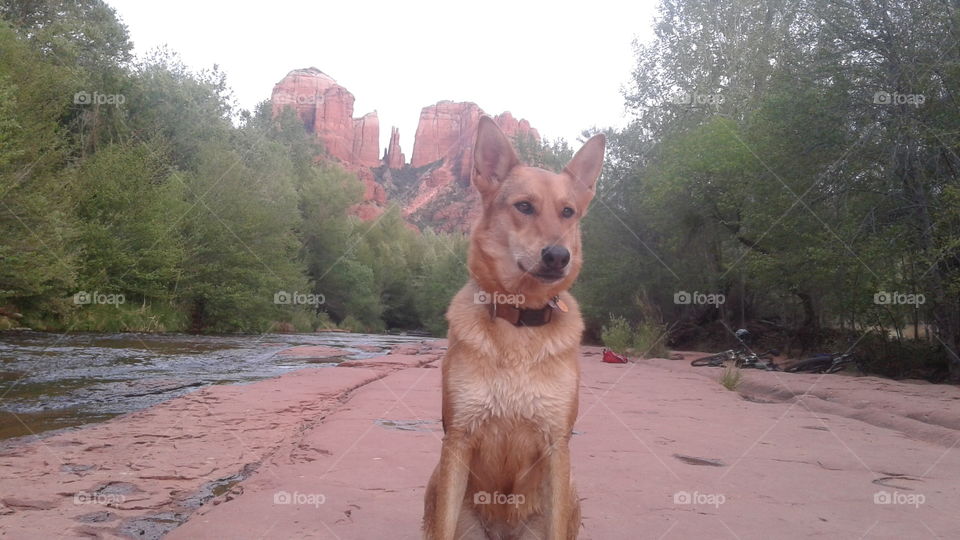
0, 330, 425, 442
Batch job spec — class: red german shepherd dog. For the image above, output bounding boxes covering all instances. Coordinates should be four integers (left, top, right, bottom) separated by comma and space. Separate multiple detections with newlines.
423, 116, 605, 539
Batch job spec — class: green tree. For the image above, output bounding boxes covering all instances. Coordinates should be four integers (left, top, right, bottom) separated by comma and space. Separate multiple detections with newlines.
72, 141, 184, 300
0, 21, 77, 317
412, 231, 469, 336
581, 0, 960, 379
178, 139, 304, 332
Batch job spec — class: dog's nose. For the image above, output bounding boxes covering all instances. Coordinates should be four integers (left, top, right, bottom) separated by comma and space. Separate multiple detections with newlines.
541, 245, 570, 270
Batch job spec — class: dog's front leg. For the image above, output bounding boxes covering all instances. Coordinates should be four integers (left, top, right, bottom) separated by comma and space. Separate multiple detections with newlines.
425, 434, 471, 540
547, 440, 574, 539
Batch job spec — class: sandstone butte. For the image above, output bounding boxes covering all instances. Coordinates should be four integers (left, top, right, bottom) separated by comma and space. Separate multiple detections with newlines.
270, 68, 541, 231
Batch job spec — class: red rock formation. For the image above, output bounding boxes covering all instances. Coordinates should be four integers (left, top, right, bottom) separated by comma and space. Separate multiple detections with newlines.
410, 101, 483, 168
269, 67, 337, 132
410, 103, 540, 170
352, 112, 380, 168
342, 166, 387, 221
403, 102, 541, 231
383, 127, 405, 169
271, 70, 543, 230
494, 111, 540, 142
272, 68, 384, 220
271, 68, 379, 167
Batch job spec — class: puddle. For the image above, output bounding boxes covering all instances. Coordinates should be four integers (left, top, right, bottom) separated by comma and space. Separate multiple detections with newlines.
119, 511, 185, 540
673, 453, 727, 467
75, 510, 118, 523
375, 418, 440, 432
116, 463, 259, 539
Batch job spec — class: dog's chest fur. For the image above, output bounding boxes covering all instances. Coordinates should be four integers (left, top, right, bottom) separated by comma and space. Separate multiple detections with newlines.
443, 287, 584, 436
455, 349, 576, 432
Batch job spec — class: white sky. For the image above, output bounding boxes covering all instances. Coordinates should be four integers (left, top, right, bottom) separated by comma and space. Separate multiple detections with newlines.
107, 0, 657, 153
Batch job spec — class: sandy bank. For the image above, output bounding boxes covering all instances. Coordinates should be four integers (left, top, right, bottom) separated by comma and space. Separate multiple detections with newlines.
1, 343, 957, 539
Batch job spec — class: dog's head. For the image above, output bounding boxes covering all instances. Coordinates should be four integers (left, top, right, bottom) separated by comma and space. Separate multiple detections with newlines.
468, 116, 605, 307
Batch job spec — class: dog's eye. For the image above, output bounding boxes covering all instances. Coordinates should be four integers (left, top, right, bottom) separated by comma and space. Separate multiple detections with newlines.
561, 207, 576, 218
514, 201, 535, 215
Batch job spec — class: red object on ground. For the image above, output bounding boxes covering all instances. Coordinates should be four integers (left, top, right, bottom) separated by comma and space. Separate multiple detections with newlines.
602, 349, 629, 363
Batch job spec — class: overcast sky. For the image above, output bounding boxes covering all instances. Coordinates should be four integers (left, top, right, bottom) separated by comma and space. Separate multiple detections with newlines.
107, 0, 657, 153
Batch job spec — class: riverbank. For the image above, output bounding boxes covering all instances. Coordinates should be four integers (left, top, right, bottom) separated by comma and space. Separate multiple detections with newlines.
0, 343, 957, 539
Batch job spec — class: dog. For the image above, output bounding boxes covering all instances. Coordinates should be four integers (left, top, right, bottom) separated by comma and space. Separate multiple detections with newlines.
423, 116, 605, 540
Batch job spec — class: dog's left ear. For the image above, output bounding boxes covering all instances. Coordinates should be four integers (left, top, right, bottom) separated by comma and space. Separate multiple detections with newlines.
564, 134, 606, 213
473, 116, 520, 201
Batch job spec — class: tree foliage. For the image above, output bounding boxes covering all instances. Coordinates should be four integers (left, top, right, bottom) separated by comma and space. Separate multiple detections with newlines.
0, 4, 470, 335
579, 0, 960, 380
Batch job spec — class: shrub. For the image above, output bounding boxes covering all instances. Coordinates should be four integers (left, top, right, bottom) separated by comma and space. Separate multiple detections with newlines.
602, 314, 669, 358
338, 315, 366, 333
601, 315, 633, 354
720, 366, 742, 391
634, 320, 669, 359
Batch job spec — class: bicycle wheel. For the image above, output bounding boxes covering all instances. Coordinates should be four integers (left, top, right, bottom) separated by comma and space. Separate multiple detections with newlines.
691, 353, 727, 367
825, 356, 856, 374
785, 356, 833, 373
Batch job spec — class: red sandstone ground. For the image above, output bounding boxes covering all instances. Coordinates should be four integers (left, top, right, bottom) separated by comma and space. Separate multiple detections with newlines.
1, 343, 958, 539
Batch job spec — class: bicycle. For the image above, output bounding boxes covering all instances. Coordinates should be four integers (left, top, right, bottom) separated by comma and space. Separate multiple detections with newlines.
691, 328, 780, 369
784, 352, 859, 374
690, 349, 736, 367
736, 350, 780, 370
691, 347, 779, 369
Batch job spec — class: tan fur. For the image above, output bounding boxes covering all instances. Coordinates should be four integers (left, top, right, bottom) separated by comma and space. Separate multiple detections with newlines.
423, 117, 605, 540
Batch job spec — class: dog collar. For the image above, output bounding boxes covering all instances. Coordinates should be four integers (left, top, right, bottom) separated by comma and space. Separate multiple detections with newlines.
488, 296, 568, 327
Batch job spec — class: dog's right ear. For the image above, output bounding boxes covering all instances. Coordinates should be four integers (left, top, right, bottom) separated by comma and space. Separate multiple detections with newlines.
473, 116, 519, 201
